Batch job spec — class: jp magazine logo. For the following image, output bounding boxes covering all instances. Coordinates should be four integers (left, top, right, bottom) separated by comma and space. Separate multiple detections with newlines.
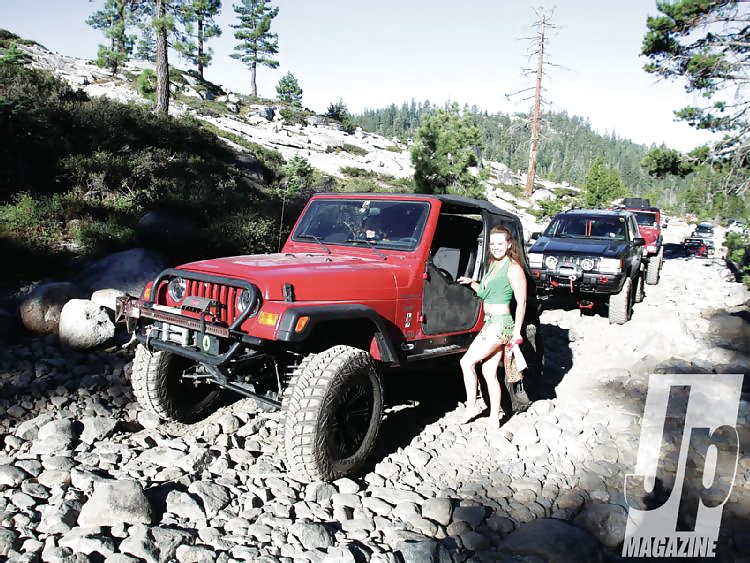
623, 374, 742, 558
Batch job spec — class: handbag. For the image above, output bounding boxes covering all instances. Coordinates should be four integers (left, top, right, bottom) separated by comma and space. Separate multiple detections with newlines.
504, 343, 524, 384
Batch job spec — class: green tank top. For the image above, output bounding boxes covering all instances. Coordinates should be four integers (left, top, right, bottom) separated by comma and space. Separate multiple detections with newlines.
476, 259, 513, 304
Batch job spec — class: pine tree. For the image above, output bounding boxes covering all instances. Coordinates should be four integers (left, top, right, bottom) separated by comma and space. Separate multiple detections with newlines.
580, 157, 626, 207
410, 103, 483, 197
231, 0, 279, 97
641, 0, 749, 195
275, 71, 302, 106
86, 0, 137, 74
175, 0, 222, 79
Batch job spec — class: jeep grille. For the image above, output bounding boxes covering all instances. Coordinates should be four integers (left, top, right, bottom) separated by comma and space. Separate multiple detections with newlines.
184, 279, 240, 325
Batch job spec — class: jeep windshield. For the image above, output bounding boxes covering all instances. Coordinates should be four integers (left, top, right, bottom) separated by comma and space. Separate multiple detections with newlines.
544, 215, 626, 240
291, 198, 430, 251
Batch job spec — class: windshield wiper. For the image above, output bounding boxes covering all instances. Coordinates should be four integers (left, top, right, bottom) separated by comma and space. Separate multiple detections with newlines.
299, 235, 331, 254
345, 238, 387, 260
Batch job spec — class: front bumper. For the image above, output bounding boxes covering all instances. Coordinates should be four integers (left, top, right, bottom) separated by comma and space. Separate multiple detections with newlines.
116, 295, 265, 367
531, 267, 625, 295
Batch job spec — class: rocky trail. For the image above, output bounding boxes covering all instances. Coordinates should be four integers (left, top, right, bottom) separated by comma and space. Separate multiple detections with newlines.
1, 220, 749, 563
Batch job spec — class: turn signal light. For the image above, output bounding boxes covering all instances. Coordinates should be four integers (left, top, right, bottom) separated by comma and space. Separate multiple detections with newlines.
258, 312, 279, 326
294, 316, 310, 333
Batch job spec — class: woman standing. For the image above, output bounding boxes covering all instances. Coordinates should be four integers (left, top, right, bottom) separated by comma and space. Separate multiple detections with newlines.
457, 225, 527, 428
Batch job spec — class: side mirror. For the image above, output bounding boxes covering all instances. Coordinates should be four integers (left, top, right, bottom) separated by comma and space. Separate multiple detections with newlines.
529, 232, 541, 242
634, 237, 645, 246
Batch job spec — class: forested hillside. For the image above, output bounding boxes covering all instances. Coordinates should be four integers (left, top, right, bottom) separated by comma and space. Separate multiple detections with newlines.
353, 102, 747, 219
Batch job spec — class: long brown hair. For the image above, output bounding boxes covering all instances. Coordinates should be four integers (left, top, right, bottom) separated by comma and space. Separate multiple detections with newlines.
488, 225, 524, 268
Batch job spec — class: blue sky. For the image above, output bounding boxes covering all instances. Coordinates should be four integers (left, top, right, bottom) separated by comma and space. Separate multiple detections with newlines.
2, 0, 719, 151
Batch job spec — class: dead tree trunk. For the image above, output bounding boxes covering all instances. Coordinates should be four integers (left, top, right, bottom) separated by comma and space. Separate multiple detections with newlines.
524, 16, 546, 196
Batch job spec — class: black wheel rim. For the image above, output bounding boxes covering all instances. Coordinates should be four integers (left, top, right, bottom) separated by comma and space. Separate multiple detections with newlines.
328, 375, 375, 461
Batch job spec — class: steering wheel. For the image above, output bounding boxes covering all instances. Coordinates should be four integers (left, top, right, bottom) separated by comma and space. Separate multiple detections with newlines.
436, 267, 454, 282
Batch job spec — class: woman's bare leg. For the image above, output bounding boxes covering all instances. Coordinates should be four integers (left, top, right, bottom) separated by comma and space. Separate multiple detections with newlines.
480, 349, 504, 427
459, 335, 502, 422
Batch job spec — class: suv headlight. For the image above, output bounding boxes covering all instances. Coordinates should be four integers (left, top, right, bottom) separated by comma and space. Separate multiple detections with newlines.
236, 288, 257, 314
528, 253, 543, 268
598, 258, 622, 274
168, 277, 186, 302
544, 255, 558, 269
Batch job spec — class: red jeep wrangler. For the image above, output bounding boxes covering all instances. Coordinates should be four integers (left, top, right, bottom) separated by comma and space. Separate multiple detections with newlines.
117, 193, 543, 481
618, 200, 663, 285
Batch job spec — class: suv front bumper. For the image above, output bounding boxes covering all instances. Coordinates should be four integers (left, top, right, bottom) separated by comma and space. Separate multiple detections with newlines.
531, 268, 626, 295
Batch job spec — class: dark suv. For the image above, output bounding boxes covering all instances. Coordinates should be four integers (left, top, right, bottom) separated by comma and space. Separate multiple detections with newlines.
528, 208, 645, 324
117, 193, 543, 481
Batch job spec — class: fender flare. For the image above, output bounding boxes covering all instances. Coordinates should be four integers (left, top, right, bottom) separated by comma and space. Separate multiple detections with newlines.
276, 304, 399, 364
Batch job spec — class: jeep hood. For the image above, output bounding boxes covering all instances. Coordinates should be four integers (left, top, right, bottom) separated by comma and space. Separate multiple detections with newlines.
530, 238, 626, 258
178, 252, 399, 301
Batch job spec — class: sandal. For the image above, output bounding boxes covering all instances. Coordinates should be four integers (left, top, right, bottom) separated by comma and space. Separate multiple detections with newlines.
461, 402, 483, 424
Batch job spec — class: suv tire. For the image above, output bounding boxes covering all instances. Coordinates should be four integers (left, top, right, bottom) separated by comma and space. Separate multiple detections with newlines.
645, 247, 663, 285
608, 277, 632, 325
131, 345, 223, 423
283, 345, 384, 482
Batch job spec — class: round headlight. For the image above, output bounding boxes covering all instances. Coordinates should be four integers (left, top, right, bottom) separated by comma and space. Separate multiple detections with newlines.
580, 258, 595, 271
168, 277, 186, 302
236, 288, 256, 313
544, 255, 558, 269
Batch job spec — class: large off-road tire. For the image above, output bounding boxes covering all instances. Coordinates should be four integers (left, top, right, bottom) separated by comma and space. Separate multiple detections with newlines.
282, 345, 384, 482
645, 248, 663, 285
608, 277, 632, 325
634, 271, 645, 303
131, 344, 223, 423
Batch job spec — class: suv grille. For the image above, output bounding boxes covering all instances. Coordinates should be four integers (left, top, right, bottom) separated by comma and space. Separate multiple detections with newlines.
184, 279, 239, 325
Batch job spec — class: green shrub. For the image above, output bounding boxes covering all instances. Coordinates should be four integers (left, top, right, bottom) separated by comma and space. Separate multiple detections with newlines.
385, 145, 402, 153
340, 166, 375, 178
341, 143, 368, 157
74, 220, 134, 254
135, 69, 157, 100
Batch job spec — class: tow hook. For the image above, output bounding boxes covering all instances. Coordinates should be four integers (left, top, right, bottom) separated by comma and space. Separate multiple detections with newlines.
577, 300, 595, 310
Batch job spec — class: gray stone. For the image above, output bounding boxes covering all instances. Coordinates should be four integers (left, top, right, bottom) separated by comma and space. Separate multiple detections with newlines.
80, 416, 118, 444
0, 527, 18, 557
0, 465, 28, 487
78, 479, 154, 526
289, 522, 334, 549
502, 518, 603, 562
396, 538, 450, 563
166, 490, 205, 521
452, 505, 486, 529
421, 497, 452, 527
573, 503, 628, 548
59, 299, 115, 349
188, 481, 231, 518
90, 288, 126, 313
20, 282, 86, 335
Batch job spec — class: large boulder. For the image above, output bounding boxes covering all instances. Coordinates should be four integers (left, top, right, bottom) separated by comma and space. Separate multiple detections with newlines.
90, 288, 126, 314
19, 282, 86, 335
58, 299, 115, 349
72, 248, 165, 296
